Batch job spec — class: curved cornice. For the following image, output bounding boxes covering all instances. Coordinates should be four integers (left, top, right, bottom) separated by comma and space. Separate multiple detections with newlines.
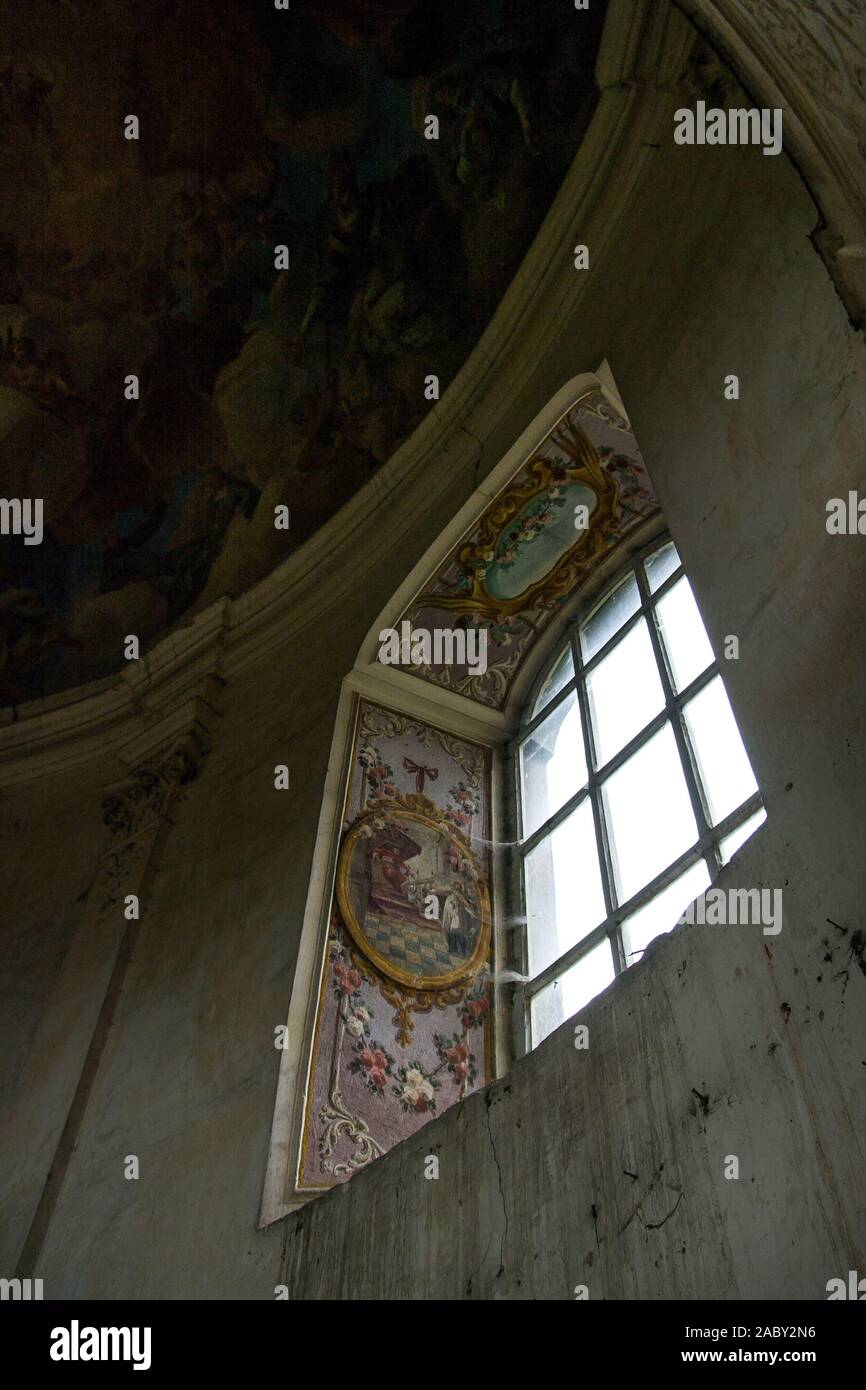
0, 0, 700, 784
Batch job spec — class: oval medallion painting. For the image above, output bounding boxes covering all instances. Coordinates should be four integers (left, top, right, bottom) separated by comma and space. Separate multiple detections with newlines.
483, 482, 598, 602
337, 805, 491, 990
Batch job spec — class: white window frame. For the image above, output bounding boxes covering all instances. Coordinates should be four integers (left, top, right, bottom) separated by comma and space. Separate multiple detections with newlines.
510, 532, 763, 1055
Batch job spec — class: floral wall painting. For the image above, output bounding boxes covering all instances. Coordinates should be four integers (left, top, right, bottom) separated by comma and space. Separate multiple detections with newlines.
398, 386, 658, 708
298, 699, 493, 1192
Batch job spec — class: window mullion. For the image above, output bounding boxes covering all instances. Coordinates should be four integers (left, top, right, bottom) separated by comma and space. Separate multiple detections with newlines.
672, 697, 714, 840
670, 662, 725, 844
636, 560, 714, 844
509, 742, 528, 974
578, 605, 644, 679
643, 564, 684, 605
519, 671, 579, 741
673, 660, 717, 708
572, 625, 620, 973
525, 919, 613, 999
507, 739, 531, 1060
592, 704, 671, 785
709, 792, 763, 850
519, 783, 591, 856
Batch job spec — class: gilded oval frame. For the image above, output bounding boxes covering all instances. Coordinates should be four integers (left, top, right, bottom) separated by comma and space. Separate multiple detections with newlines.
336, 804, 491, 991
424, 415, 621, 621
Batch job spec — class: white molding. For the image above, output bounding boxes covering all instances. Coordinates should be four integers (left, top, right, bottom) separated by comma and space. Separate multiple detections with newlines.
354, 362, 655, 730
355, 372, 602, 674
0, 0, 701, 1227
258, 357, 653, 1225
12, 0, 862, 776
259, 681, 360, 1226
253, 0, 699, 1226
347, 667, 509, 745
258, 342, 671, 1227
0, 2, 694, 787
0, 602, 230, 786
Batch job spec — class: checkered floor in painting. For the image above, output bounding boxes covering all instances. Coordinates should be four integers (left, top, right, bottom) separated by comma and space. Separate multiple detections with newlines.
365, 915, 455, 975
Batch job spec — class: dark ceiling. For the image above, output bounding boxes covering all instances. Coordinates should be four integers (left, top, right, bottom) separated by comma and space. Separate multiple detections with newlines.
0, 0, 605, 703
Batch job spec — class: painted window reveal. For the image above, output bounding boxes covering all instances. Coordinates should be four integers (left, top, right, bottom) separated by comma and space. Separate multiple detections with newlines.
297, 699, 493, 1192
398, 387, 658, 709
515, 536, 766, 1050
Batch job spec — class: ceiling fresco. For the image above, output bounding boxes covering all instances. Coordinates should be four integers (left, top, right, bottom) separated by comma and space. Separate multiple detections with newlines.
0, 0, 606, 704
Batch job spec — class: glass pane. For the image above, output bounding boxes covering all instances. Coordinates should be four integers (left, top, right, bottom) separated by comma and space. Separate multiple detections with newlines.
655, 577, 714, 692
602, 724, 698, 903
532, 645, 575, 718
530, 940, 615, 1046
524, 800, 606, 977
586, 618, 665, 767
684, 677, 759, 826
720, 807, 767, 864
579, 573, 640, 662
519, 691, 586, 838
645, 540, 680, 592
621, 860, 711, 965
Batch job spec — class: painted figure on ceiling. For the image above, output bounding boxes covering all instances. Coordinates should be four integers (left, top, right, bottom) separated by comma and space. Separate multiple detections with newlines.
0, 330, 85, 422
294, 149, 370, 365
0, 0, 603, 703
418, 55, 538, 207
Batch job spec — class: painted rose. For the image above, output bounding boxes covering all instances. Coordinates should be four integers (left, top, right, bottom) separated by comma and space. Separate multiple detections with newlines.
402, 1066, 435, 1112
346, 1005, 370, 1038
461, 996, 489, 1028
440, 1040, 471, 1085
348, 1038, 393, 1095
334, 962, 362, 995
359, 1047, 389, 1076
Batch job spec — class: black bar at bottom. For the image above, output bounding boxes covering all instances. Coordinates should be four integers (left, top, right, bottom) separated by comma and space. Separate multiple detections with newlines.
3, 1296, 860, 1376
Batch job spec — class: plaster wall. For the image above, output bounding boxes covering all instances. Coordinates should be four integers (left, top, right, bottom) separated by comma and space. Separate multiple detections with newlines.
277, 130, 866, 1302
1, 12, 864, 1298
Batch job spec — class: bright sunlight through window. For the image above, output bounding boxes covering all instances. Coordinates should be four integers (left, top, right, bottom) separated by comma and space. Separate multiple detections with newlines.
515, 536, 765, 1048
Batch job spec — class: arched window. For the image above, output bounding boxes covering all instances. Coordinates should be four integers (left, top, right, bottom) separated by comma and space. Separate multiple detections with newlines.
261, 372, 764, 1223
514, 533, 765, 1049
